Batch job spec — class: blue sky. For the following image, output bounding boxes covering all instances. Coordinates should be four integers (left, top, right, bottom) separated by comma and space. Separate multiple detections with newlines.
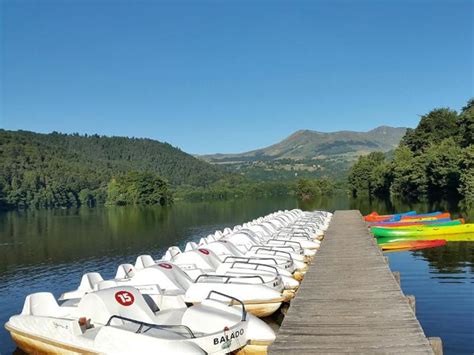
1, 0, 472, 154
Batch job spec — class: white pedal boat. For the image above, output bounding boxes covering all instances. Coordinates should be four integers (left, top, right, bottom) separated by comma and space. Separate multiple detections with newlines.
245, 224, 324, 246
6, 286, 251, 354
60, 275, 276, 353
161, 246, 299, 298
62, 259, 285, 318
224, 228, 320, 254
194, 240, 305, 280
206, 232, 319, 260
219, 233, 310, 271
184, 242, 298, 279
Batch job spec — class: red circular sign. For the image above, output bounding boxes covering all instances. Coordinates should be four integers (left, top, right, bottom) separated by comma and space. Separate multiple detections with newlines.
198, 248, 210, 255
158, 263, 173, 269
115, 291, 135, 306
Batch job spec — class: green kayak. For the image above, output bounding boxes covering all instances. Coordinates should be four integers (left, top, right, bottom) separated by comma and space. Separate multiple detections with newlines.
371, 220, 464, 238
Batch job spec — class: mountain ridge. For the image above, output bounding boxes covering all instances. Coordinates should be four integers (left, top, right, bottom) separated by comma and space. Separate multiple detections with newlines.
200, 125, 407, 162
0, 129, 226, 187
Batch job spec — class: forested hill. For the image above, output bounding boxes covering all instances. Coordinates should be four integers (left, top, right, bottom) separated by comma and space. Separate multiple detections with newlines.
198, 126, 406, 181
0, 130, 226, 209
201, 126, 406, 162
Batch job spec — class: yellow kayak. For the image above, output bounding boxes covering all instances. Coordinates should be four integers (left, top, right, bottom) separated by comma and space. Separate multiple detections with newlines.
399, 215, 448, 222
377, 224, 474, 238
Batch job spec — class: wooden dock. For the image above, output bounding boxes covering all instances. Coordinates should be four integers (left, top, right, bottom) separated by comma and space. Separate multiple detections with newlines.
270, 210, 440, 354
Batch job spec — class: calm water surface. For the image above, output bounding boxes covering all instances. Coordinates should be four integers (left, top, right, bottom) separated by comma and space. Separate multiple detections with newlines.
0, 196, 473, 354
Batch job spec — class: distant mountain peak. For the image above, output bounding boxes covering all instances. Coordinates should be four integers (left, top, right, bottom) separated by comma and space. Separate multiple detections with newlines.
368, 125, 405, 133
200, 125, 407, 163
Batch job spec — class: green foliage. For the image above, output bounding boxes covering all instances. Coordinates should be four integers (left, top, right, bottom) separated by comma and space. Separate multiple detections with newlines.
0, 181, 6, 210
294, 178, 336, 200
176, 175, 337, 202
461, 98, 474, 113
176, 176, 294, 201
401, 108, 459, 153
78, 189, 96, 207
0, 130, 224, 209
348, 152, 391, 197
390, 146, 428, 198
417, 242, 474, 274
218, 158, 351, 181
106, 171, 172, 206
459, 145, 474, 206
459, 99, 474, 148
348, 98, 474, 205
424, 138, 463, 198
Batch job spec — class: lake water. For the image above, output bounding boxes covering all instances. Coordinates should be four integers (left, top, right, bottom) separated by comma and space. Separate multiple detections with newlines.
0, 196, 473, 354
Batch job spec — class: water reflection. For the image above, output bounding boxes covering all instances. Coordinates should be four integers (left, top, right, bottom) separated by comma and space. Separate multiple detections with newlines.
0, 198, 301, 272
348, 196, 472, 221
388, 242, 474, 354
0, 197, 301, 353
0, 196, 473, 354
414, 242, 474, 274
299, 194, 473, 222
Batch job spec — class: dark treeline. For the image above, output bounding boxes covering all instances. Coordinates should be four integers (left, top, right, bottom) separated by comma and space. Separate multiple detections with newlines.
176, 175, 338, 201
348, 99, 474, 205
0, 130, 225, 209
294, 178, 337, 200
176, 176, 292, 201
0, 129, 338, 210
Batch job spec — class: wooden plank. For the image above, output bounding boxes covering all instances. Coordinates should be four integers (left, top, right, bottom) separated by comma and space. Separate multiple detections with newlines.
269, 210, 435, 354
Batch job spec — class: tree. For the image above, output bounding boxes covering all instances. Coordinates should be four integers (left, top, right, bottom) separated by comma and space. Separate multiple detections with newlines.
424, 138, 463, 198
79, 188, 95, 207
461, 98, 474, 113
351, 98, 473, 202
0, 181, 8, 210
106, 172, 173, 206
295, 178, 335, 200
401, 108, 459, 153
348, 152, 388, 197
371, 161, 392, 197
390, 146, 428, 199
0, 129, 221, 209
295, 179, 319, 200
459, 99, 474, 148
459, 145, 474, 206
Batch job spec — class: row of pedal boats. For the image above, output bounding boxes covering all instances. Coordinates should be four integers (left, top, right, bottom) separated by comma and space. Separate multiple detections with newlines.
365, 211, 473, 251
5, 209, 332, 354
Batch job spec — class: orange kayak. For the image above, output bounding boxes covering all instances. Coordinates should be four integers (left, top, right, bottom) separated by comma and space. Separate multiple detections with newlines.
380, 239, 447, 251
365, 211, 449, 222
400, 212, 451, 221
364, 211, 417, 222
